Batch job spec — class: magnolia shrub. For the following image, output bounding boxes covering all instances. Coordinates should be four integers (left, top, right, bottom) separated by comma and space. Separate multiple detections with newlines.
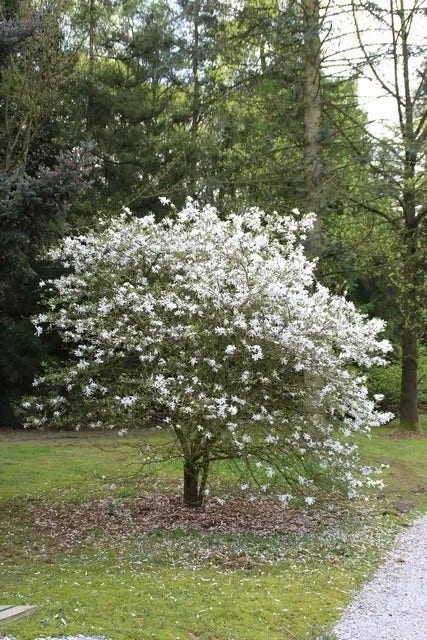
24, 200, 392, 506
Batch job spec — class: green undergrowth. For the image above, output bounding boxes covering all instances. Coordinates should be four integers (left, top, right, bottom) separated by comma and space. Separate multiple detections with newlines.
1, 423, 427, 640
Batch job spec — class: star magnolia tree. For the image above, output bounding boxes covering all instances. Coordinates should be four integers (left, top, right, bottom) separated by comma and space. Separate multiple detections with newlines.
24, 200, 392, 507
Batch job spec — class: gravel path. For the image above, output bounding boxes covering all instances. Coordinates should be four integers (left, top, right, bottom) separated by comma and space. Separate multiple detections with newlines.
334, 514, 427, 640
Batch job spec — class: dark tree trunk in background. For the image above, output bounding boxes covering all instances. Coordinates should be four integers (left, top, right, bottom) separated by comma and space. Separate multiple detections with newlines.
351, 0, 426, 429
188, 0, 201, 196
397, 0, 420, 429
400, 326, 418, 428
85, 0, 97, 132
399, 222, 419, 429
302, 0, 323, 255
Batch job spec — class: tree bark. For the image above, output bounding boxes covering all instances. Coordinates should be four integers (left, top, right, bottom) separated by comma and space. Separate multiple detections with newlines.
349, 1, 426, 429
3, 0, 21, 20
85, 0, 97, 132
302, 0, 323, 255
399, 225, 419, 428
188, 0, 201, 196
397, 0, 419, 429
183, 452, 210, 507
400, 326, 418, 428
183, 459, 202, 507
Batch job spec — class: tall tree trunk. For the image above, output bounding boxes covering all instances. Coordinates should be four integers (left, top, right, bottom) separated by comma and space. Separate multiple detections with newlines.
302, 0, 324, 408
302, 0, 322, 255
85, 0, 97, 132
400, 327, 418, 428
399, 223, 419, 428
3, 0, 21, 20
188, 0, 201, 196
350, 1, 425, 429
397, 0, 419, 429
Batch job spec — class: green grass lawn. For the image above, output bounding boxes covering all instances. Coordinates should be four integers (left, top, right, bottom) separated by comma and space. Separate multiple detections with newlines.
1, 424, 426, 640
0, 431, 185, 501
358, 415, 427, 512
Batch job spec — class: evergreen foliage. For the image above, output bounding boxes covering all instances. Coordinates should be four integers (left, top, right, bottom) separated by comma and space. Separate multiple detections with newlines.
0, 0, 425, 428
0, 5, 93, 423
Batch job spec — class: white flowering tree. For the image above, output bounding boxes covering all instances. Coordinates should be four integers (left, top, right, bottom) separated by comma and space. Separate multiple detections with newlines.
24, 200, 392, 507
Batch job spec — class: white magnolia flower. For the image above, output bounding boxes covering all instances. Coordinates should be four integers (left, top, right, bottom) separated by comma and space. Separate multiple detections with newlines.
225, 344, 236, 355
24, 200, 392, 504
118, 395, 137, 408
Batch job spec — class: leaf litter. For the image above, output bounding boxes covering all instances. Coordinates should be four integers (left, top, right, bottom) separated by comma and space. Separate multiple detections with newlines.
1, 492, 398, 571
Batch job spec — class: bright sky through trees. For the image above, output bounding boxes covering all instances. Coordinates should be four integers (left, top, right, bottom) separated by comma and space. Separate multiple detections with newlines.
323, 0, 427, 136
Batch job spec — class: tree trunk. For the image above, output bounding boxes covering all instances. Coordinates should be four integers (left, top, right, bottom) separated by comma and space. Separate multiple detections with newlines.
400, 326, 418, 428
3, 0, 21, 20
183, 459, 202, 507
396, 1, 420, 430
350, 1, 425, 429
183, 452, 210, 507
188, 0, 201, 196
85, 0, 97, 132
399, 226, 419, 429
302, 0, 323, 255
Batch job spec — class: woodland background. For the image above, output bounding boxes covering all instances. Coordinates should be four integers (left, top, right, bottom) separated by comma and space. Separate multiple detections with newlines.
0, 0, 426, 429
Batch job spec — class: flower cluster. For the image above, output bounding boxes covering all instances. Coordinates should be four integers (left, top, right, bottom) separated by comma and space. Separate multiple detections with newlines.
23, 200, 392, 504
